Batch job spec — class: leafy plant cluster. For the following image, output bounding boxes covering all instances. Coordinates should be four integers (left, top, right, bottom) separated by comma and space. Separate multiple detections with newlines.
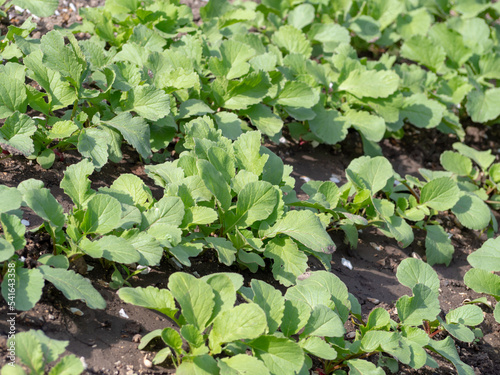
118, 259, 485, 375
1, 0, 500, 169
0, 0, 59, 19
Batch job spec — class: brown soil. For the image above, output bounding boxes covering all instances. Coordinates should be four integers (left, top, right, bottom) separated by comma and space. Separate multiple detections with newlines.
1, 1, 500, 375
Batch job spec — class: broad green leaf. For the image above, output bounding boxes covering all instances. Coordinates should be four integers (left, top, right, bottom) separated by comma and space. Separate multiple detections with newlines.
347, 359, 385, 375
123, 85, 170, 121
346, 156, 394, 194
109, 174, 153, 210
7, 331, 44, 374
81, 194, 121, 234
401, 35, 446, 72
396, 8, 432, 40
36, 148, 55, 169
396, 258, 440, 294
451, 192, 491, 230
0, 112, 36, 156
38, 266, 106, 309
466, 88, 500, 123
446, 305, 484, 326
339, 69, 399, 99
1, 268, 43, 311
140, 196, 184, 230
427, 337, 474, 375
223, 71, 271, 110
272, 25, 312, 57
345, 110, 385, 142
309, 107, 349, 145
0, 238, 15, 262
428, 23, 472, 68
420, 177, 460, 211
168, 272, 215, 331
80, 236, 140, 264
205, 237, 237, 266
197, 159, 232, 211
301, 304, 345, 338
300, 336, 337, 360
127, 232, 164, 266
464, 268, 500, 299
468, 237, 500, 272
31, 330, 68, 364
274, 81, 318, 108
349, 15, 381, 42
161, 327, 183, 355
366, 308, 391, 330
400, 94, 445, 129
281, 299, 311, 336
41, 31, 85, 88
262, 210, 335, 253
440, 151, 472, 176
452, 143, 495, 171
209, 303, 267, 354
251, 279, 285, 333
233, 131, 268, 177
396, 284, 440, 326
208, 40, 256, 80
61, 159, 95, 210
425, 225, 454, 266
264, 237, 308, 286
202, 273, 239, 322
248, 336, 304, 375
0, 213, 26, 251
24, 188, 65, 229
178, 99, 214, 119
77, 128, 110, 170
0, 63, 28, 118
288, 3, 314, 29
285, 283, 332, 311
1, 364, 26, 375
219, 355, 270, 375
48, 354, 84, 375
37, 254, 69, 269
494, 303, 500, 324
177, 355, 219, 375
10, 0, 58, 17
383, 215, 414, 248
169, 242, 204, 266
214, 112, 243, 140
244, 104, 283, 137
118, 286, 178, 319
0, 185, 22, 213
103, 113, 152, 159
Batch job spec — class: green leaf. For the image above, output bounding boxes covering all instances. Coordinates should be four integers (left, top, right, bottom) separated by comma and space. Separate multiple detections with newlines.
48, 354, 84, 375
400, 94, 445, 129
77, 128, 110, 170
10, 0, 58, 17
24, 188, 65, 229
446, 305, 484, 326
7, 331, 44, 374
401, 35, 446, 72
169, 242, 204, 267
464, 268, 500, 299
248, 336, 304, 375
0, 213, 25, 251
36, 149, 55, 169
396, 284, 440, 326
208, 40, 256, 80
285, 283, 331, 311
281, 299, 311, 336
178, 99, 214, 119
308, 106, 351, 145
127, 232, 163, 266
0, 63, 27, 118
1, 268, 43, 311
264, 237, 308, 286
468, 237, 500, 272
428, 23, 472, 68
109, 173, 153, 210
0, 238, 15, 262
264, 210, 334, 253
209, 303, 267, 354
440, 151, 472, 176
383, 215, 414, 248
202, 273, 241, 320
177, 355, 219, 375
347, 358, 385, 375
205, 237, 237, 266
420, 177, 460, 211
223, 71, 271, 110
80, 236, 140, 264
161, 327, 183, 355
425, 225, 454, 266
274, 81, 318, 108
451, 192, 491, 230
466, 88, 500, 123
251, 279, 285, 334
168, 272, 215, 331
396, 8, 432, 40
123, 85, 170, 121
233, 131, 268, 177
218, 355, 270, 375
103, 112, 152, 159
0, 185, 22, 213
38, 266, 106, 309
81, 194, 121, 234
427, 337, 474, 375
396, 258, 440, 294
0, 112, 36, 156
272, 25, 312, 56
301, 304, 345, 338
197, 159, 232, 211
452, 143, 496, 171
118, 286, 178, 319
494, 303, 500, 324
288, 3, 314, 29
339, 69, 399, 99
349, 15, 381, 42
41, 31, 85, 89
300, 336, 337, 360
214, 112, 243, 140
346, 156, 394, 194
345, 110, 385, 142
243, 104, 283, 137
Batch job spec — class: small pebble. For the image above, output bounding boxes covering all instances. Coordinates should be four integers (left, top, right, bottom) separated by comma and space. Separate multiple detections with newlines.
132, 334, 142, 343
70, 307, 84, 316
21, 219, 30, 226
366, 297, 380, 305
341, 258, 353, 270
346, 332, 356, 339
69, 2, 77, 12
54, 9, 60, 16
143, 357, 153, 368
329, 174, 341, 183
119, 309, 129, 319
80, 357, 88, 370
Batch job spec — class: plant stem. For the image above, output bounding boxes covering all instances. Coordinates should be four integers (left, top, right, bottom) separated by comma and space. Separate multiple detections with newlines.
329, 351, 377, 372
70, 99, 79, 120
400, 180, 420, 201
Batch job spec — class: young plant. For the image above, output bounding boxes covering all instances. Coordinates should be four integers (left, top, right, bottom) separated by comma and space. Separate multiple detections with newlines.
120, 259, 483, 374
2, 330, 84, 375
